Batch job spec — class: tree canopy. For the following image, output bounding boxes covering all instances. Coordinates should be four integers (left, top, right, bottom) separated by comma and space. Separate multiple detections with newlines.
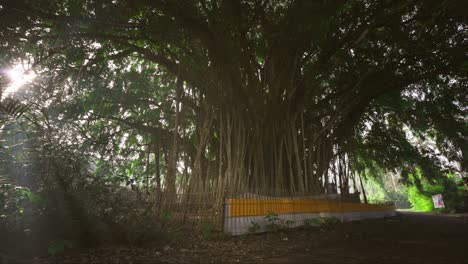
1, 0, 466, 201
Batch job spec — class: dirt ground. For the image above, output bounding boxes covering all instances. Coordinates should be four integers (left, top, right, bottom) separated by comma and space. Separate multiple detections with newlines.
264, 212, 468, 264
4, 212, 467, 264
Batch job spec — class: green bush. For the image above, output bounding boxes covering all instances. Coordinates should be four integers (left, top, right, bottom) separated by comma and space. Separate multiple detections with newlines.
407, 185, 434, 212
0, 182, 43, 231
362, 168, 463, 212
386, 188, 411, 209
365, 178, 387, 204
407, 170, 464, 213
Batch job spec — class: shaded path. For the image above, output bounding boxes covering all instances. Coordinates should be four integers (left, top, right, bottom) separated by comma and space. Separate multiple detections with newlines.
263, 212, 468, 264
9, 212, 467, 264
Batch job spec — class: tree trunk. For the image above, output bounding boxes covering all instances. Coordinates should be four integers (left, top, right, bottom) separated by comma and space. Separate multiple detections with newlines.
166, 81, 182, 196
358, 172, 368, 204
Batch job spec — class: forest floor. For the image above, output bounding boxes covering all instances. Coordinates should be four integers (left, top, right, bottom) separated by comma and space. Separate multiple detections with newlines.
5, 211, 468, 264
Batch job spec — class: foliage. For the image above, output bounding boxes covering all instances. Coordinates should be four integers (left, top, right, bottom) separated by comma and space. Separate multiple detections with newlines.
0, 0, 466, 256
47, 240, 73, 257
0, 0, 465, 199
407, 170, 465, 213
303, 218, 317, 228
385, 189, 410, 209
0, 97, 28, 125
0, 180, 43, 232
248, 221, 261, 234
360, 167, 464, 211
365, 177, 387, 205
248, 213, 295, 234
320, 217, 341, 231
201, 222, 216, 239
160, 211, 173, 228
303, 217, 341, 232
263, 212, 295, 232
407, 186, 434, 212
363, 174, 410, 208
284, 220, 295, 228
264, 211, 282, 232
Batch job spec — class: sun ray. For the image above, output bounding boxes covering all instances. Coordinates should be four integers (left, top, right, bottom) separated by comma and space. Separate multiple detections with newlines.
2, 64, 36, 96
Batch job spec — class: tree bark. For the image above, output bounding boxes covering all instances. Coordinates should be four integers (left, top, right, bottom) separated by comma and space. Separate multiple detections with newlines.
358, 172, 368, 204
166, 80, 182, 196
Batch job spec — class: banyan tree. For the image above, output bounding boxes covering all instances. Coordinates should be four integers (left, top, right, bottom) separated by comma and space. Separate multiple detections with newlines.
1, 0, 466, 204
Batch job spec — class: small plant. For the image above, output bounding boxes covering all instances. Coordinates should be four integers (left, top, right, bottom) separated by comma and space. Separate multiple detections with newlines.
248, 221, 261, 233
321, 217, 340, 230
265, 211, 281, 232
163, 229, 183, 244
284, 219, 295, 228
263, 212, 295, 232
47, 240, 73, 257
161, 210, 172, 222
303, 217, 340, 232
201, 222, 216, 239
304, 218, 321, 227
317, 217, 341, 232
160, 210, 172, 229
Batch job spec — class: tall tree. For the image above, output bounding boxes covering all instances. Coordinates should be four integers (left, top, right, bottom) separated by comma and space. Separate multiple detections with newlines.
0, 0, 466, 198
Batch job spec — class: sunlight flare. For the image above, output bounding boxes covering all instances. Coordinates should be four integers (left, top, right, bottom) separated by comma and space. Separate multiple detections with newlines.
2, 64, 36, 95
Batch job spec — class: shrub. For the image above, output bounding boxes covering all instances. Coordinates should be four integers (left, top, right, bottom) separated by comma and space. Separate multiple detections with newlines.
407, 171, 464, 213
0, 182, 43, 232
407, 185, 434, 212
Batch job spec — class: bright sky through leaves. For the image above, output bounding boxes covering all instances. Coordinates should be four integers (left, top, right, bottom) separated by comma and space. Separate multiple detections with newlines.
3, 64, 36, 95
